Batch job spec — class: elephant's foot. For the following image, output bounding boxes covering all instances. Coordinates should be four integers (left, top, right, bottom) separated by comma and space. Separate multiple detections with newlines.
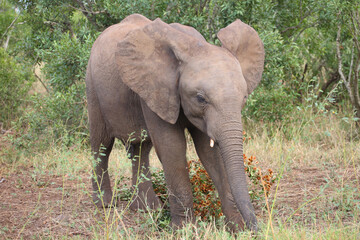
170, 217, 187, 230
168, 203, 194, 230
169, 211, 195, 230
129, 185, 162, 211
225, 215, 245, 232
92, 190, 116, 208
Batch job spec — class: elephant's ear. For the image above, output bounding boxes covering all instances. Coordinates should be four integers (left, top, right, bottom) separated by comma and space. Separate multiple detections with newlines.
217, 20, 265, 95
116, 19, 198, 124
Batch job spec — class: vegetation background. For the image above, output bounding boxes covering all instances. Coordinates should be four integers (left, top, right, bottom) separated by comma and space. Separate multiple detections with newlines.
0, 0, 359, 239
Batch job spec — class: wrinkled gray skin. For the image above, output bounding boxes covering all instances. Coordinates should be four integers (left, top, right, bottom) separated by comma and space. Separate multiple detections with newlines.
86, 14, 264, 232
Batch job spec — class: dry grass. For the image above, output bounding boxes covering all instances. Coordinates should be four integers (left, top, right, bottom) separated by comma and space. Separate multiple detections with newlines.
0, 112, 359, 239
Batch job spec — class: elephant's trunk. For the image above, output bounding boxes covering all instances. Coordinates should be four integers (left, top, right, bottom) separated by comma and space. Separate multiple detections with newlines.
216, 120, 257, 231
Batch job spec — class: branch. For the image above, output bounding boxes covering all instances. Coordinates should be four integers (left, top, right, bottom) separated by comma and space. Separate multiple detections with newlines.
348, 45, 355, 83
1, 14, 19, 40
33, 65, 49, 94
337, 21, 360, 119
317, 71, 340, 99
350, 10, 360, 56
281, 9, 314, 34
70, 0, 103, 31
68, 4, 106, 15
292, 21, 319, 42
44, 20, 60, 26
351, 51, 360, 114
336, 24, 351, 93
3, 30, 12, 50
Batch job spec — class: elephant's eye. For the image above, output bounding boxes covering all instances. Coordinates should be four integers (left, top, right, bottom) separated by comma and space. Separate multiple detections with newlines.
196, 93, 207, 104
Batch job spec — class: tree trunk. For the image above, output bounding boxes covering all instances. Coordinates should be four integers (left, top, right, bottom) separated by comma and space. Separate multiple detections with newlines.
336, 23, 360, 121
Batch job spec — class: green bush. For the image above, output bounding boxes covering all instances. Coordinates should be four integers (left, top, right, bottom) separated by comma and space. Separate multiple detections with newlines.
243, 86, 296, 123
0, 48, 33, 128
40, 32, 93, 92
11, 31, 94, 149
13, 84, 88, 149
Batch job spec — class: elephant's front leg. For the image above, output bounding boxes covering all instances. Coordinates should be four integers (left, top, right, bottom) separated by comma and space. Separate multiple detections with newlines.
141, 105, 194, 228
189, 128, 245, 231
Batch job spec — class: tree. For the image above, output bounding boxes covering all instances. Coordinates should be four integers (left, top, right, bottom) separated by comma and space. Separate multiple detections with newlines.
336, 2, 360, 119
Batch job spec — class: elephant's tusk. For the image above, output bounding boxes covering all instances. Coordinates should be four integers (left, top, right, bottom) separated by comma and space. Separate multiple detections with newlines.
210, 139, 215, 148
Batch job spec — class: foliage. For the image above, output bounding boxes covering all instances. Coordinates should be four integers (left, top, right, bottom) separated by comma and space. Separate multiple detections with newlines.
0, 0, 17, 42
39, 32, 94, 92
0, 0, 24, 51
244, 154, 274, 199
0, 47, 33, 128
187, 159, 222, 220
243, 86, 296, 123
243, 131, 276, 201
151, 151, 275, 221
12, 84, 88, 149
3, 0, 96, 147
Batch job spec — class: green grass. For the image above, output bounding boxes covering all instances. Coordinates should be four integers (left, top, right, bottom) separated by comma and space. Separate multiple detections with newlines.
0, 110, 359, 239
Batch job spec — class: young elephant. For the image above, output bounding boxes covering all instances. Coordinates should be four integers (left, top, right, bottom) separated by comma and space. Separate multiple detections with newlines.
86, 14, 264, 231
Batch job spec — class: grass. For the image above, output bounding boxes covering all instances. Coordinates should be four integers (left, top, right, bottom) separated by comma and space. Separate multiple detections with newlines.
0, 110, 359, 239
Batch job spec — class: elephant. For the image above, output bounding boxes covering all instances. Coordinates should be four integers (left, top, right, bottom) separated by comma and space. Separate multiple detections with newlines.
85, 14, 264, 232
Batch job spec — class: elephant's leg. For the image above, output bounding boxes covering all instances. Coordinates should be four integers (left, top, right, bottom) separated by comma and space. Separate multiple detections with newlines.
141, 105, 193, 228
91, 136, 115, 208
189, 128, 245, 231
128, 141, 162, 211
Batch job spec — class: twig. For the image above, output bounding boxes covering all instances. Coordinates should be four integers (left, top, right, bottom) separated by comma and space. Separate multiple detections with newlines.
115, 210, 130, 238
281, 9, 314, 34
317, 71, 340, 100
259, 170, 275, 239
17, 193, 42, 239
348, 45, 355, 84
33, 65, 49, 93
292, 21, 319, 42
350, 10, 360, 54
68, 4, 106, 15
1, 14, 19, 40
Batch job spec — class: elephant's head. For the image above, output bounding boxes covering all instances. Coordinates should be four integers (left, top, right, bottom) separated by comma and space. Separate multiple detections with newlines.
116, 17, 264, 230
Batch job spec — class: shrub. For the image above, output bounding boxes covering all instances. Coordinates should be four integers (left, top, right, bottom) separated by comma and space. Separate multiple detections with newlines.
0, 48, 34, 128
39, 32, 93, 92
150, 143, 276, 221
12, 84, 88, 149
11, 32, 94, 149
188, 159, 223, 220
243, 86, 296, 124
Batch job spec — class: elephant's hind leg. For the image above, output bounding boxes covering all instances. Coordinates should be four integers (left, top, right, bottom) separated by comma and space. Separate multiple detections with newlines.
91, 135, 115, 208
128, 141, 162, 211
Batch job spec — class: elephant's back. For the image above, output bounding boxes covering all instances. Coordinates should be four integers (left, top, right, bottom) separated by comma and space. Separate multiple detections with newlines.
90, 14, 151, 70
